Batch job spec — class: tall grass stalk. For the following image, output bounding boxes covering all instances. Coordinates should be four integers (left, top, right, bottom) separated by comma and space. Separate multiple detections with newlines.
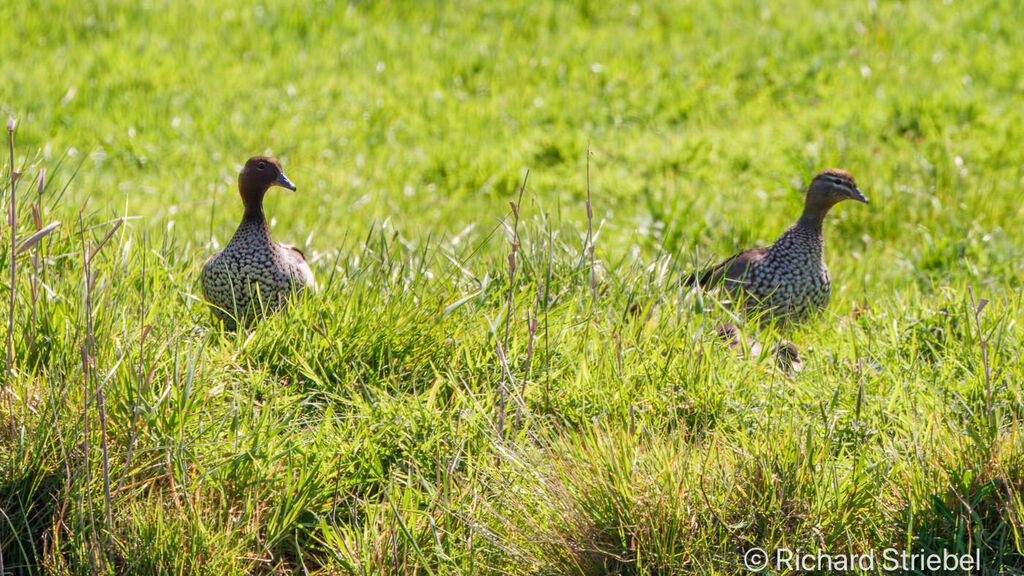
516, 290, 540, 428
497, 171, 529, 437
28, 168, 45, 347
6, 114, 16, 376
584, 144, 597, 303
970, 287, 995, 435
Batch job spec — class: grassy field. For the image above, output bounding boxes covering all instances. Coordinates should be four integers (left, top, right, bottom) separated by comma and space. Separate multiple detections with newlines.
2, 0, 1023, 574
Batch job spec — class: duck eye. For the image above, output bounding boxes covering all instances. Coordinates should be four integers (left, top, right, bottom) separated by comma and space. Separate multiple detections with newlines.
257, 161, 267, 170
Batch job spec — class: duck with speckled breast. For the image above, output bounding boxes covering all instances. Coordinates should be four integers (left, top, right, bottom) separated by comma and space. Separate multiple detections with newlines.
201, 156, 315, 329
686, 169, 869, 327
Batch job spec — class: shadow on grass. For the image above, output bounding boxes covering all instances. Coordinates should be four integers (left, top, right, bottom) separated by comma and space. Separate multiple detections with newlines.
0, 465, 63, 572
909, 463, 1024, 573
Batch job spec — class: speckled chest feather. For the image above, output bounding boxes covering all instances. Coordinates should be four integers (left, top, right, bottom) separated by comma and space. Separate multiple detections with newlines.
734, 223, 831, 323
201, 218, 313, 329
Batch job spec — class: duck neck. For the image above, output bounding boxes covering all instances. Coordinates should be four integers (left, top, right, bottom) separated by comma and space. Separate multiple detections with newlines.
796, 212, 825, 234
798, 196, 833, 234
237, 202, 273, 244
786, 212, 826, 262
243, 204, 268, 224
240, 186, 271, 229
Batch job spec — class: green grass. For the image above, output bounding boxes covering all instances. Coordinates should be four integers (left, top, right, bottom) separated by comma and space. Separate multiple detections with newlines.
2, 0, 1023, 574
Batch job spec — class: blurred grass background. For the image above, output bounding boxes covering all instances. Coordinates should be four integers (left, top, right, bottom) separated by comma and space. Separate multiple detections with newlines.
4, 0, 1022, 276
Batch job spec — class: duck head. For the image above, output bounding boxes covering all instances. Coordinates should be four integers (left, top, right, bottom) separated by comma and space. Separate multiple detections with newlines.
239, 156, 296, 216
803, 169, 868, 220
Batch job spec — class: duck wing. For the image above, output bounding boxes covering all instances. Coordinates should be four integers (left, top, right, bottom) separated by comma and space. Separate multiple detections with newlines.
278, 243, 317, 291
684, 247, 767, 290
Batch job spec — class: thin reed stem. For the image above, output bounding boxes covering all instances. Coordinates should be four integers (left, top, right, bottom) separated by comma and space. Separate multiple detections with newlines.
29, 168, 45, 349
585, 143, 597, 303
969, 287, 994, 433
497, 171, 529, 437
6, 115, 17, 376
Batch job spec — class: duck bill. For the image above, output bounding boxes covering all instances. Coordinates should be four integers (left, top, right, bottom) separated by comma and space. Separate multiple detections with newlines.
849, 187, 869, 204
274, 171, 297, 191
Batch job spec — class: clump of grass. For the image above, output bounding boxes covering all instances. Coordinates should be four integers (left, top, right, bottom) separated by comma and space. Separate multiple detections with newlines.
2, 1, 1024, 574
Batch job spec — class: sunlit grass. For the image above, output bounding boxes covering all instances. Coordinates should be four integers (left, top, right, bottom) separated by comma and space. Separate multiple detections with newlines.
2, 0, 1023, 574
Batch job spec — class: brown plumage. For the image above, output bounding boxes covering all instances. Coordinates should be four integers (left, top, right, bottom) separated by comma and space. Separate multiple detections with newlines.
201, 156, 315, 329
686, 169, 868, 326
